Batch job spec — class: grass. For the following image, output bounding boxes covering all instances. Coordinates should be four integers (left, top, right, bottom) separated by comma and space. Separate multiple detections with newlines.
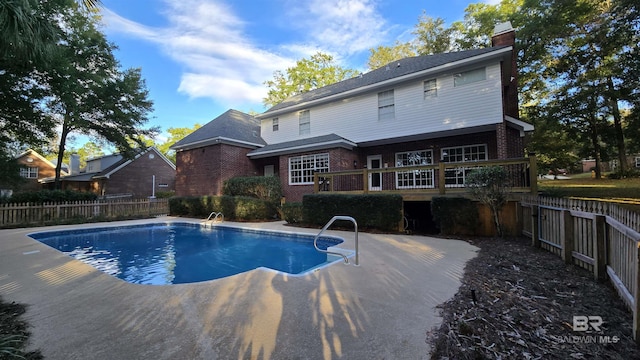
538, 174, 640, 212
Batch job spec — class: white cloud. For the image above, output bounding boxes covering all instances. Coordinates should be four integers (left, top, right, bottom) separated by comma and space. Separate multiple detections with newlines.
285, 0, 389, 55
102, 0, 292, 106
101, 0, 390, 105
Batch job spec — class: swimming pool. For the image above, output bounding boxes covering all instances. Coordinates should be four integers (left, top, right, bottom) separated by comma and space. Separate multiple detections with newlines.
29, 223, 346, 285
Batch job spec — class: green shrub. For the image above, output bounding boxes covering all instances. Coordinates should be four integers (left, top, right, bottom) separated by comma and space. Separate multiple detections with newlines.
7, 189, 98, 204
168, 195, 276, 221
223, 176, 283, 204
281, 202, 303, 224
608, 169, 640, 179
234, 196, 277, 221
155, 190, 175, 199
431, 197, 479, 235
302, 194, 403, 232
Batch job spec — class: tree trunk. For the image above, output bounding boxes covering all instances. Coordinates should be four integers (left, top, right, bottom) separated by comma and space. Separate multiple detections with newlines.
589, 112, 602, 180
54, 115, 71, 190
607, 76, 627, 173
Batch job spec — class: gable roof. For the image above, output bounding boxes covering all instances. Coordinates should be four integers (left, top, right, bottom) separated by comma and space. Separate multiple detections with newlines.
17, 149, 68, 176
258, 46, 511, 118
247, 134, 356, 159
170, 109, 266, 151
40, 147, 175, 183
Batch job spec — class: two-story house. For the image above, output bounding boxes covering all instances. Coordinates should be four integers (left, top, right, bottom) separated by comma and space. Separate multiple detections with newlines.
173, 23, 532, 206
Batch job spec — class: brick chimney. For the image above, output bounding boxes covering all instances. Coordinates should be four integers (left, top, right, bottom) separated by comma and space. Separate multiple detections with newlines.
492, 22, 519, 119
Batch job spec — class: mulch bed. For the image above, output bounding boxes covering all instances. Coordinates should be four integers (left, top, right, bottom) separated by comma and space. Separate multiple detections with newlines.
0, 298, 42, 360
427, 236, 640, 359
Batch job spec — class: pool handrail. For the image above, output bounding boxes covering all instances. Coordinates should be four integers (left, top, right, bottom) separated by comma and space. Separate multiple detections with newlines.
313, 215, 359, 266
206, 212, 224, 225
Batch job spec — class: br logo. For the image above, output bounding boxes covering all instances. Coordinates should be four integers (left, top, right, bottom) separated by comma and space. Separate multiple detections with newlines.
573, 315, 603, 332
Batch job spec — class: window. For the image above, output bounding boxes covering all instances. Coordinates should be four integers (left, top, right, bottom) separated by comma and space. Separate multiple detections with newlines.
395, 150, 434, 189
423, 79, 437, 99
289, 153, 329, 185
454, 67, 486, 87
636, 157, 640, 168
272, 118, 279, 132
299, 110, 310, 135
20, 167, 38, 179
378, 90, 395, 121
441, 145, 487, 187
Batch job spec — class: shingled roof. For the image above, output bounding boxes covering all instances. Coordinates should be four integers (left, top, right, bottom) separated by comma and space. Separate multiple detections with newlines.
170, 109, 266, 150
260, 46, 511, 116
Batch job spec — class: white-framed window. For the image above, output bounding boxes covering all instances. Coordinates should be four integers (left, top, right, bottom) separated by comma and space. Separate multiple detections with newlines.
20, 167, 38, 179
454, 67, 486, 87
635, 157, 640, 168
272, 118, 279, 132
424, 79, 437, 99
441, 144, 487, 188
395, 150, 434, 189
289, 153, 329, 185
299, 110, 310, 135
378, 90, 395, 121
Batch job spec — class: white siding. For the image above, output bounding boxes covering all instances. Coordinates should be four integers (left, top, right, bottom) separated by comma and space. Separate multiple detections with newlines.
261, 62, 504, 144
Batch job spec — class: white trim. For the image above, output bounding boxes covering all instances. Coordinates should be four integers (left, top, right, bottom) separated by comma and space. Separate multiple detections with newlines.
257, 47, 512, 119
171, 136, 264, 151
505, 115, 534, 136
247, 139, 357, 159
288, 153, 329, 185
394, 150, 435, 189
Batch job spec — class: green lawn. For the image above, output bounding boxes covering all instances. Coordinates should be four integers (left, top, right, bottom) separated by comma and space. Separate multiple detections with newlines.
538, 175, 640, 211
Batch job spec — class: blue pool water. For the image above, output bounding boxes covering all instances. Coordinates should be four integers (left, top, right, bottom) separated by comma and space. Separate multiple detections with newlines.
29, 223, 344, 285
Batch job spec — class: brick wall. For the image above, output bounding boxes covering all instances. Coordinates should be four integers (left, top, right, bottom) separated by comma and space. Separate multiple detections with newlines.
14, 154, 56, 192
175, 144, 258, 197
106, 150, 176, 197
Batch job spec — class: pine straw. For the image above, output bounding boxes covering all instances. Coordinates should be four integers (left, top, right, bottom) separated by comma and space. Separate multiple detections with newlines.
427, 237, 640, 359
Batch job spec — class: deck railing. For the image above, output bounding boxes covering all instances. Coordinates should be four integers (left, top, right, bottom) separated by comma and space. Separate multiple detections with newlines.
520, 195, 640, 341
0, 198, 169, 227
314, 156, 537, 197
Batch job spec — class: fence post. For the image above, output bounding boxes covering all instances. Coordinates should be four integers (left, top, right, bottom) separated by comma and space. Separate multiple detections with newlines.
634, 241, 640, 343
594, 215, 607, 281
562, 210, 574, 264
531, 205, 540, 248
528, 153, 538, 195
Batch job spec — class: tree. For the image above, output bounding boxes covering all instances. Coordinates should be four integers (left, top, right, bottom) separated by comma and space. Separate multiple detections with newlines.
412, 14, 456, 55
46, 5, 156, 187
263, 52, 358, 107
367, 41, 416, 70
157, 124, 202, 163
466, 166, 510, 237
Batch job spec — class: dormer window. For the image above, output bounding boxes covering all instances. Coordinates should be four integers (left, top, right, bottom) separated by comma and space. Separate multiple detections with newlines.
454, 67, 486, 87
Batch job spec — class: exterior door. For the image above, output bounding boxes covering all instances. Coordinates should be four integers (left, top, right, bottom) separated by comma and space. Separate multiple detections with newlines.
367, 155, 382, 191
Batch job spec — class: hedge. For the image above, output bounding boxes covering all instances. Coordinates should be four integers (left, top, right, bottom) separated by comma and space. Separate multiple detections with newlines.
223, 176, 282, 204
5, 189, 98, 204
281, 202, 303, 224
430, 196, 479, 235
302, 194, 403, 232
168, 195, 277, 221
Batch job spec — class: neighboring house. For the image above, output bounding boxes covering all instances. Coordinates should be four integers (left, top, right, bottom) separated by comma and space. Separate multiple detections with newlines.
172, 22, 533, 206
6, 149, 68, 193
41, 147, 176, 198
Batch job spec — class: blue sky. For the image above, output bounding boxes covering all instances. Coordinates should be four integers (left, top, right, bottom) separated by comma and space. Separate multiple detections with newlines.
98, 0, 499, 144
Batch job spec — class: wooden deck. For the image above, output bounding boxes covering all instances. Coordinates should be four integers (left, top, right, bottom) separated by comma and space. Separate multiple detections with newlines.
313, 156, 537, 201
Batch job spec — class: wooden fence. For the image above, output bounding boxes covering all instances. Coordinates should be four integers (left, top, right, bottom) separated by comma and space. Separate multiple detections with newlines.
0, 198, 169, 227
520, 196, 640, 341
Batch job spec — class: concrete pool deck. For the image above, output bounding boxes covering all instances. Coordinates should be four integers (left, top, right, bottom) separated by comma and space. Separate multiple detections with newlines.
0, 217, 478, 359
